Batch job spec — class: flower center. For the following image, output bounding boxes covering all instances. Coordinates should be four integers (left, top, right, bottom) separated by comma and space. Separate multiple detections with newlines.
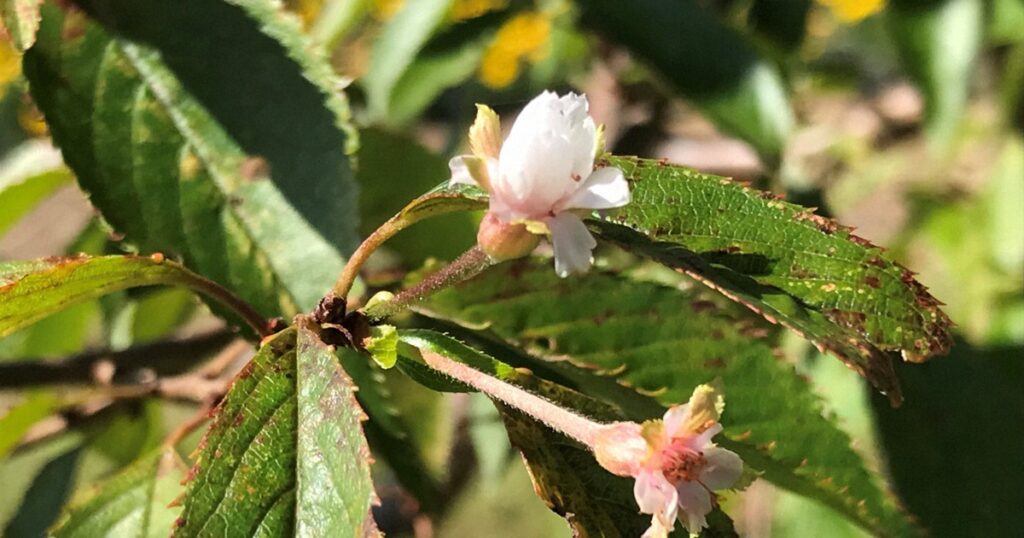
661, 443, 707, 483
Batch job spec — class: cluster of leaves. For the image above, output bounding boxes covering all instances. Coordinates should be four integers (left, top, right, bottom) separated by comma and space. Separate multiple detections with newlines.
0, 0, 1019, 537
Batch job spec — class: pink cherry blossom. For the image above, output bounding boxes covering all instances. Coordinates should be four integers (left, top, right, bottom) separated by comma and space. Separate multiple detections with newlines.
449, 91, 630, 277
593, 383, 743, 537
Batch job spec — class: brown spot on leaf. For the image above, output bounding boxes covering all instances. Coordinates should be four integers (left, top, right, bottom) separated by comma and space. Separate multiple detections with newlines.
704, 357, 727, 369
864, 276, 881, 288
240, 156, 270, 181
690, 300, 717, 313
824, 309, 868, 332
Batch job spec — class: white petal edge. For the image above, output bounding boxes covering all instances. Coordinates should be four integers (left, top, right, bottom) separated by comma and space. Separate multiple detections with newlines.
556, 166, 630, 212
448, 155, 477, 187
547, 212, 597, 277
699, 446, 743, 491
675, 480, 712, 533
634, 469, 679, 525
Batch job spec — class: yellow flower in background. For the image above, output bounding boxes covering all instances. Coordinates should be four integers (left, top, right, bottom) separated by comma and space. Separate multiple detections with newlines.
291, 0, 324, 27
451, 0, 508, 20
0, 39, 21, 89
372, 0, 405, 20
818, 0, 886, 23
478, 11, 551, 89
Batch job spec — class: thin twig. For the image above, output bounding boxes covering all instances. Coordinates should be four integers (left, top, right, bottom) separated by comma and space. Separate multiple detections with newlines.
13, 340, 253, 451
164, 403, 216, 449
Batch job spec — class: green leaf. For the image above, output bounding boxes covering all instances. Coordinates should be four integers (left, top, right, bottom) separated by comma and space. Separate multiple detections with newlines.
0, 139, 72, 237
386, 40, 485, 124
0, 432, 82, 530
871, 341, 1024, 537
577, 0, 793, 160
4, 443, 81, 537
363, 324, 399, 368
362, 0, 455, 120
592, 156, 953, 401
887, 0, 983, 147
415, 261, 917, 537
24, 0, 359, 316
1, 0, 42, 51
0, 254, 228, 339
335, 346, 445, 512
178, 326, 378, 535
396, 329, 660, 536
0, 390, 62, 459
294, 323, 378, 535
51, 449, 184, 538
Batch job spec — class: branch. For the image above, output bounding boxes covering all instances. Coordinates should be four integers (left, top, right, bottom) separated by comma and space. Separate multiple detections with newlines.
15, 338, 253, 450
0, 329, 236, 389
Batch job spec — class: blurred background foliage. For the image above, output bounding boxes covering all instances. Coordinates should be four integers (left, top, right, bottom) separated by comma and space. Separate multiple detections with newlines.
0, 0, 1021, 535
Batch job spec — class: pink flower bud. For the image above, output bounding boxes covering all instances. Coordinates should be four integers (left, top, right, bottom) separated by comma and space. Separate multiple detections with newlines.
476, 212, 541, 261
593, 421, 649, 477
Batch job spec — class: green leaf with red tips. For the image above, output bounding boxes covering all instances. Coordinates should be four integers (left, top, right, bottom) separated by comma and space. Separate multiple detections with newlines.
591, 156, 953, 403
176, 325, 378, 536
1, 254, 217, 338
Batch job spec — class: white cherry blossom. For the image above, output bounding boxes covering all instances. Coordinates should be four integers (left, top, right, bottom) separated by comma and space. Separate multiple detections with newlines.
449, 91, 630, 276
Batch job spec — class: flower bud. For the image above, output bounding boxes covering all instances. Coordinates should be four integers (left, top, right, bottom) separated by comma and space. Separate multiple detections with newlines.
592, 422, 648, 477
476, 212, 540, 261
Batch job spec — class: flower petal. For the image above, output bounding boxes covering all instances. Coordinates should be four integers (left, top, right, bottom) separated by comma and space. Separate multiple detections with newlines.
682, 382, 725, 433
547, 212, 597, 277
449, 155, 494, 191
675, 480, 713, 533
558, 93, 598, 180
641, 516, 672, 538
495, 91, 597, 216
469, 104, 502, 160
449, 155, 477, 187
693, 422, 723, 448
634, 469, 679, 525
556, 166, 630, 212
662, 403, 694, 440
699, 446, 743, 491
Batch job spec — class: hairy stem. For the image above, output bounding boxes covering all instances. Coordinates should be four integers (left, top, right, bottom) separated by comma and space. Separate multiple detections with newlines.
420, 350, 600, 447
364, 246, 493, 320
